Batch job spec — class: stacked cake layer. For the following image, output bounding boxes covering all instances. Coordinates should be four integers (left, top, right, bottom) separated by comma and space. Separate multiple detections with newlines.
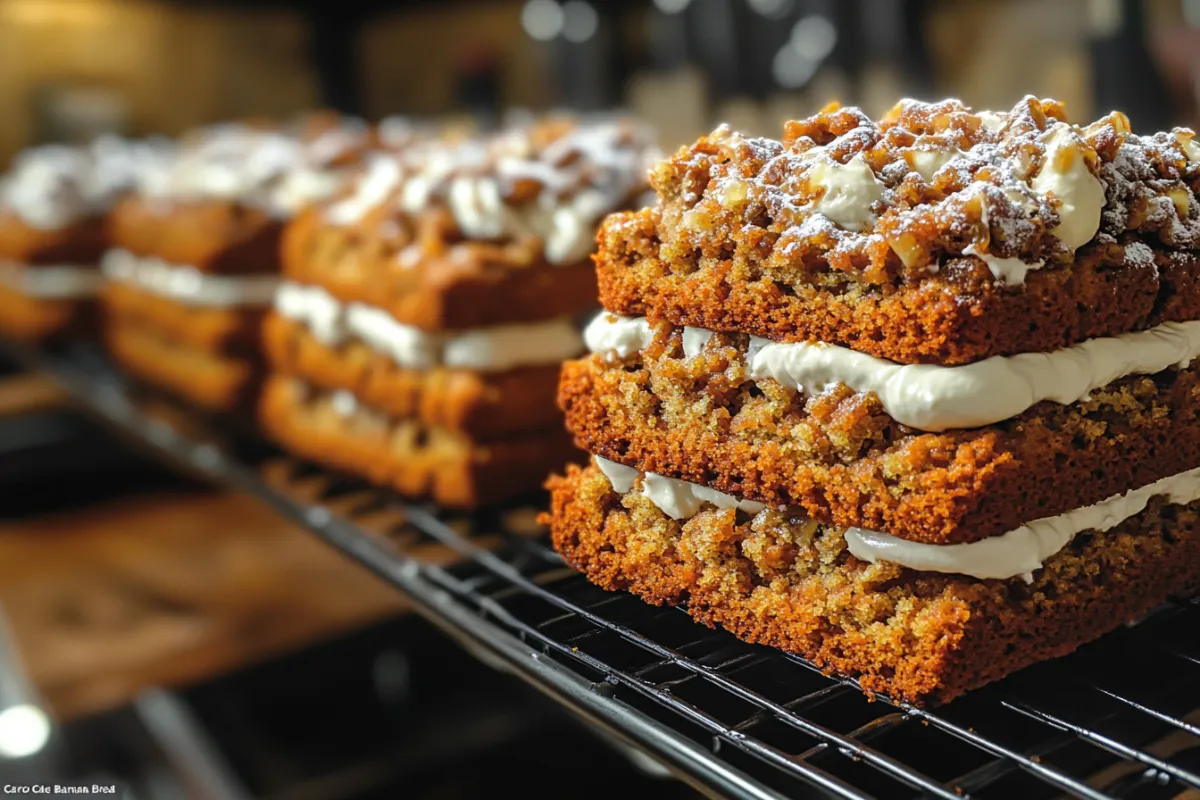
548, 97, 1200, 703
102, 114, 373, 411
262, 118, 659, 507
0, 139, 165, 341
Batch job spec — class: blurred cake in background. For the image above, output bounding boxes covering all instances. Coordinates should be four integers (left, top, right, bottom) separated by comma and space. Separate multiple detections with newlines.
0, 137, 163, 342
100, 112, 373, 412
262, 117, 659, 507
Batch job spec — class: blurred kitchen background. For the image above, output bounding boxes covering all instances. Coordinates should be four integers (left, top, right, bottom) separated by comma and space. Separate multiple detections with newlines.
2, 0, 1200, 169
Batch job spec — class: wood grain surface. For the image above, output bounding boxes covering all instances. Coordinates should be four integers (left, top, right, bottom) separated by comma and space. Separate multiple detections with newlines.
0, 489, 411, 721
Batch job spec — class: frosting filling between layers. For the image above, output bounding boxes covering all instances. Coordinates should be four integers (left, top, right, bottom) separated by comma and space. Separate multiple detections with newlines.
584, 312, 1200, 432
593, 456, 1200, 582
0, 259, 104, 299
275, 281, 584, 371
101, 249, 279, 307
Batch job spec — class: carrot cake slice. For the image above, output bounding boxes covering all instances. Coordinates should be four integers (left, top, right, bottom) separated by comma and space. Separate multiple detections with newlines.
546, 98, 1200, 703
102, 113, 373, 411
264, 117, 659, 507
0, 137, 165, 341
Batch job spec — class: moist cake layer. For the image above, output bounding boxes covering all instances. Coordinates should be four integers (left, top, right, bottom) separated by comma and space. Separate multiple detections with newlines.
102, 281, 265, 355
597, 211, 1200, 365
282, 205, 600, 331
592, 455, 1200, 582
105, 321, 258, 412
261, 375, 578, 507
107, 195, 285, 275
0, 213, 107, 265
558, 341, 1200, 544
280, 118, 656, 331
0, 284, 90, 342
546, 462, 1200, 704
264, 313, 563, 438
106, 116, 369, 274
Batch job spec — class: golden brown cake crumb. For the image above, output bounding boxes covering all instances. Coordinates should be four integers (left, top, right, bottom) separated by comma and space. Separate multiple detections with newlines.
263, 313, 563, 437
105, 321, 258, 412
261, 375, 579, 507
547, 462, 1200, 704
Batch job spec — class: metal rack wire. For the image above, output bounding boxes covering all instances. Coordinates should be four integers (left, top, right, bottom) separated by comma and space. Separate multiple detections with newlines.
9, 340, 1200, 800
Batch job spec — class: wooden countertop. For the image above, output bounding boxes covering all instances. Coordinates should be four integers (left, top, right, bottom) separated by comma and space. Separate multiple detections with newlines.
0, 488, 411, 721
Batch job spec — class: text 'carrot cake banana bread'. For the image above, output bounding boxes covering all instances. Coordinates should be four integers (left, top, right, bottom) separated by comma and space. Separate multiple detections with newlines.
101, 113, 373, 412
0, 138, 167, 342
261, 118, 660, 508
547, 97, 1200, 704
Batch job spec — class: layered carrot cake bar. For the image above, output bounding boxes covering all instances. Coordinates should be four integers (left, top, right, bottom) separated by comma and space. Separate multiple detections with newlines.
548, 97, 1200, 703
0, 137, 162, 341
262, 118, 658, 507
102, 114, 372, 412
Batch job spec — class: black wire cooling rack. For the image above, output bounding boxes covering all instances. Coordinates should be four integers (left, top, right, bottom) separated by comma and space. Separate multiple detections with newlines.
8, 341, 1200, 800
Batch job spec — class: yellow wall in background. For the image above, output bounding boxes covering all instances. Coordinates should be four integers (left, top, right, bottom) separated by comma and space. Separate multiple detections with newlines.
0, 0, 318, 164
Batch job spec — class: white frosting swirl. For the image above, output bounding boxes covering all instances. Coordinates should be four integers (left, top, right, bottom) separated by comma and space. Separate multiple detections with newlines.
805, 152, 884, 232
962, 242, 1044, 285
101, 249, 278, 307
1, 137, 167, 229
585, 313, 1200, 432
1031, 124, 1107, 250
275, 280, 583, 371
0, 260, 103, 299
584, 312, 653, 361
905, 147, 966, 181
846, 464, 1200, 581
140, 122, 361, 216
274, 282, 346, 346
333, 122, 658, 266
325, 156, 402, 227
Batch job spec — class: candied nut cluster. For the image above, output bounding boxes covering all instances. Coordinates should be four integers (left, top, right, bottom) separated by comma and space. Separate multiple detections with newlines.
648, 96, 1200, 287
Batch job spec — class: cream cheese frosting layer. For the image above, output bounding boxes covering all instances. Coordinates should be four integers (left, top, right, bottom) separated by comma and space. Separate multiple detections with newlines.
584, 312, 1200, 432
593, 455, 1200, 582
845, 465, 1200, 581
275, 281, 584, 371
0, 260, 104, 299
101, 249, 279, 307
595, 457, 767, 519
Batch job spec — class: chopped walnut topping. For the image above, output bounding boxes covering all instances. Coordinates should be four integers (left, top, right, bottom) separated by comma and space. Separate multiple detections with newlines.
647, 96, 1199, 286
